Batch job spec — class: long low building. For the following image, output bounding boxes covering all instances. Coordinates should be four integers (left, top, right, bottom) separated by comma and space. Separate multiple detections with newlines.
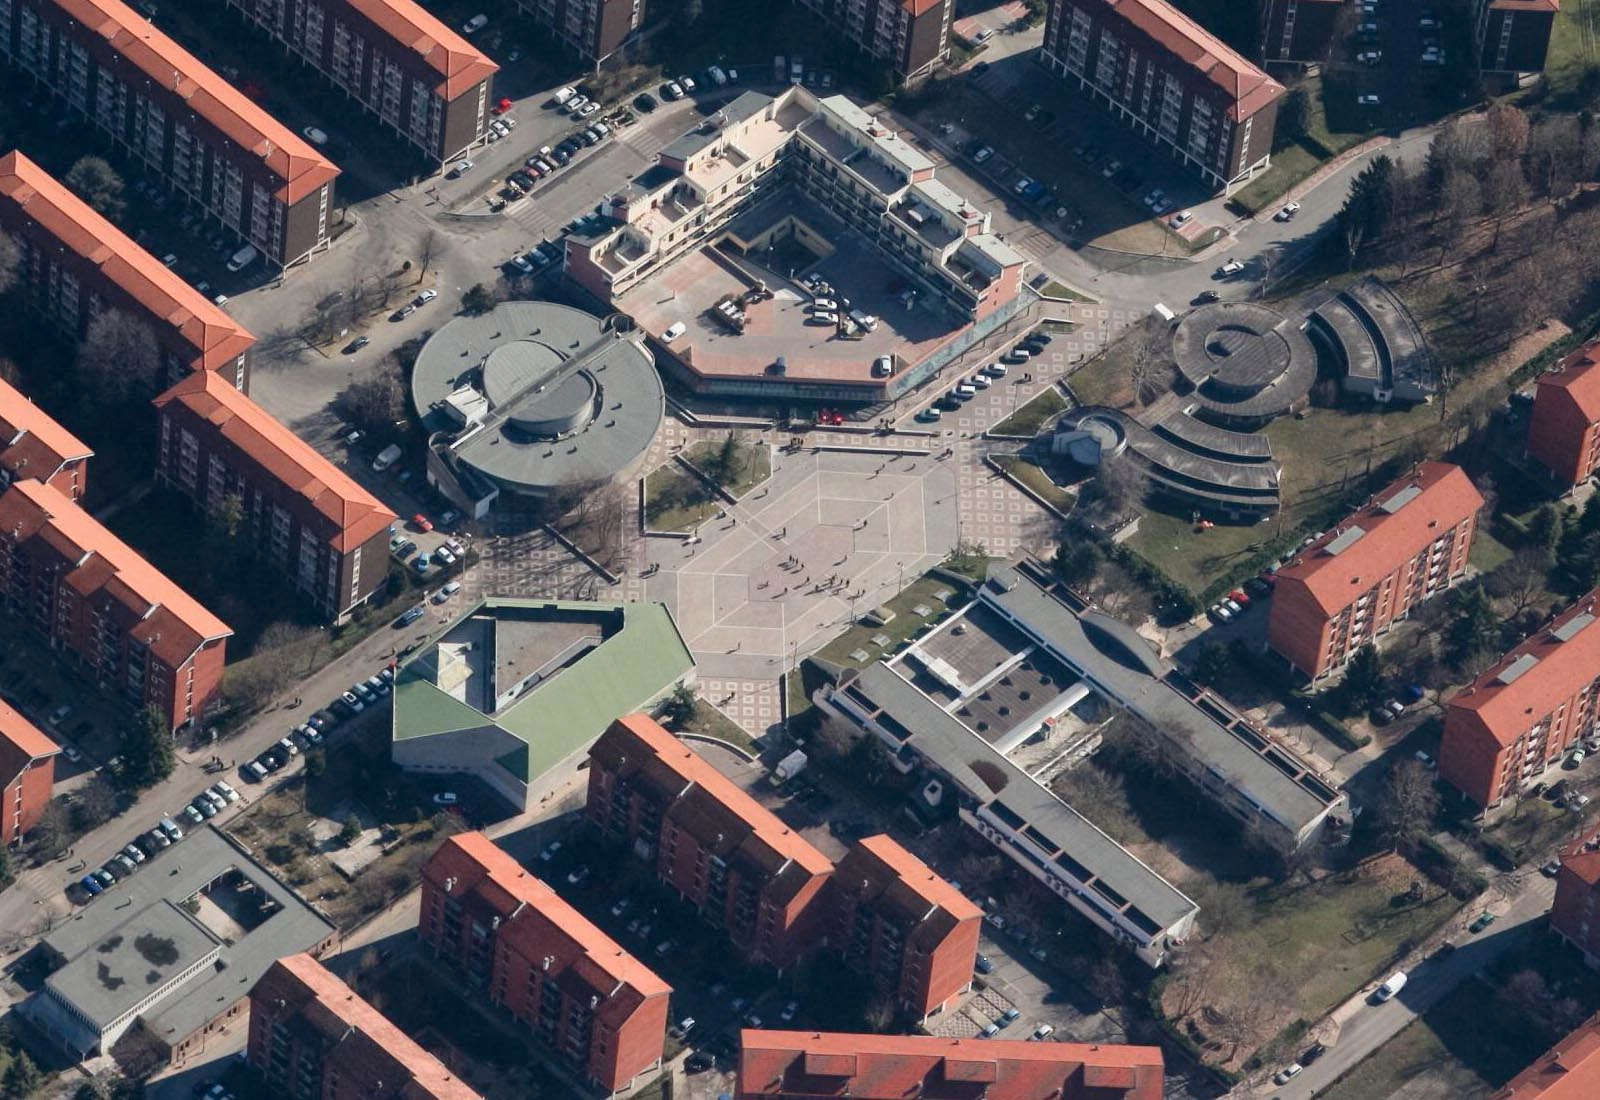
0, 0, 340, 268
222, 0, 498, 166
24, 826, 336, 1065
0, 151, 255, 392
153, 371, 396, 623
0, 478, 231, 731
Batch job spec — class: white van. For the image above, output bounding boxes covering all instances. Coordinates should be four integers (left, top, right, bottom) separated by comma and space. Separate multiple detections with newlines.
662, 322, 687, 341
1372, 972, 1407, 1003
553, 86, 576, 105
372, 443, 403, 472
1152, 302, 1177, 323
872, 355, 893, 378
225, 244, 258, 273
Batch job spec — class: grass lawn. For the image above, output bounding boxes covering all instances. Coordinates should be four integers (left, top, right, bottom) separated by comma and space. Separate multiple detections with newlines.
1040, 280, 1095, 303
993, 455, 1075, 513
1318, 1011, 1489, 1100
991, 388, 1068, 437
814, 574, 965, 669
1066, 349, 1135, 409
684, 438, 773, 498
644, 462, 719, 533
1469, 529, 1516, 575
1230, 142, 1326, 215
1482, 795, 1576, 862
1536, 0, 1600, 105
679, 696, 762, 754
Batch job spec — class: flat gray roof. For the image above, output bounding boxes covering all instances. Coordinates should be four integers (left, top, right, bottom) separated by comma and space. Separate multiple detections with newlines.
40, 827, 333, 1043
849, 663, 1199, 933
981, 564, 1338, 834
411, 302, 663, 494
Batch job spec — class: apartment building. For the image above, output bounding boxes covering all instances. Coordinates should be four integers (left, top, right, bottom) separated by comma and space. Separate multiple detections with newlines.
1040, 0, 1285, 192
248, 954, 482, 1100
737, 1030, 1164, 1100
0, 151, 255, 392
1553, 824, 1600, 968
222, 0, 497, 166
1475, 0, 1559, 77
1440, 592, 1600, 810
567, 87, 1026, 326
0, 478, 231, 731
0, 0, 340, 268
509, 0, 641, 66
1528, 339, 1600, 489
1, 698, 57, 846
827, 835, 981, 1019
1267, 462, 1482, 681
152, 371, 396, 623
585, 713, 834, 969
1490, 1009, 1600, 1098
0, 374, 91, 499
419, 832, 670, 1093
1259, 0, 1344, 63
792, 0, 952, 83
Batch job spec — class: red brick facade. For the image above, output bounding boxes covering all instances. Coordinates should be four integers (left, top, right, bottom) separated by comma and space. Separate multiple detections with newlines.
419, 832, 670, 1092
828, 835, 981, 1019
0, 375, 91, 500
1529, 340, 1600, 489
1440, 591, 1600, 809
1478, 0, 1559, 76
737, 1030, 1163, 1099
586, 714, 834, 969
0, 698, 57, 846
0, 152, 256, 392
1267, 462, 1481, 680
0, 479, 230, 730
248, 954, 482, 1100
153, 372, 396, 623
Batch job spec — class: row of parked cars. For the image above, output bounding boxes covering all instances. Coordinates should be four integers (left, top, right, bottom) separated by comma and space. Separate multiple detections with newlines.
916, 330, 1050, 422
239, 669, 395, 782
78, 784, 240, 898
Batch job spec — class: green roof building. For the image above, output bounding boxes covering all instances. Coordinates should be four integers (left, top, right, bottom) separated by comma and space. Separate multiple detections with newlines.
390, 597, 695, 807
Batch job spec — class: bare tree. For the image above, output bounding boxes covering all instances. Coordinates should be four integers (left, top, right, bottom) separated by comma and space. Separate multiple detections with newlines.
1437, 172, 1480, 265
338, 368, 407, 438
1486, 547, 1551, 616
1163, 943, 1220, 1023
1482, 160, 1528, 252
417, 227, 445, 283
0, 228, 20, 296
1374, 759, 1441, 852
78, 310, 162, 405
1127, 319, 1170, 407
1486, 103, 1531, 163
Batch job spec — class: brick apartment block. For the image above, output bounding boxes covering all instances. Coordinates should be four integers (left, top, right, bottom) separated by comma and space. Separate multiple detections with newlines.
1529, 339, 1600, 489
1490, 1008, 1600, 1097
586, 713, 834, 969
0, 373, 91, 499
222, 0, 498, 166
1267, 462, 1482, 681
249, 953, 481, 1100
1556, 823, 1600, 967
1440, 591, 1600, 810
420, 832, 670, 1093
509, 0, 641, 66
1259, 0, 1344, 63
737, 1030, 1164, 1100
1040, 0, 1284, 192
792, 0, 952, 83
0, 478, 230, 730
0, 151, 256, 392
0, 697, 57, 846
1475, 0, 1558, 77
0, 0, 340, 268
827, 834, 981, 1019
153, 371, 396, 623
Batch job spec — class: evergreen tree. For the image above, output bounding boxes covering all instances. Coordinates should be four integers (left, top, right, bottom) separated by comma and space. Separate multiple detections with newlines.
122, 706, 176, 789
1342, 644, 1385, 711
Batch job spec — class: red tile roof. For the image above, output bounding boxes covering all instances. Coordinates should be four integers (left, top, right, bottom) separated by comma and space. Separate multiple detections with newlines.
0, 373, 92, 487
0, 478, 231, 668
900, 0, 945, 16
51, 0, 339, 205
843, 834, 983, 923
1536, 340, 1600, 423
0, 151, 257, 374
423, 832, 670, 1022
1490, 0, 1560, 11
345, 0, 499, 99
600, 714, 834, 878
1446, 589, 1600, 747
1275, 462, 1484, 618
256, 954, 482, 1100
1096, 0, 1284, 122
737, 1030, 1164, 1100
154, 372, 395, 553
1493, 1010, 1600, 1099
0, 697, 59, 788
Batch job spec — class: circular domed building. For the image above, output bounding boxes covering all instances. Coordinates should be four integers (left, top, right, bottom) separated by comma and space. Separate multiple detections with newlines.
411, 301, 664, 508
1170, 302, 1316, 428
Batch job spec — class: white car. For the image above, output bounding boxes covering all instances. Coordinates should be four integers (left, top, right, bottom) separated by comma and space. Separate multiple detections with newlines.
416, 289, 437, 305
1275, 201, 1301, 221
969, 373, 990, 389
1358, 94, 1382, 107
1013, 177, 1035, 196
1217, 259, 1244, 277
450, 159, 474, 177
1273, 1064, 1303, 1086
1358, 50, 1382, 64
302, 126, 329, 146
461, 13, 488, 33
433, 580, 462, 603
972, 145, 994, 164
1169, 210, 1193, 228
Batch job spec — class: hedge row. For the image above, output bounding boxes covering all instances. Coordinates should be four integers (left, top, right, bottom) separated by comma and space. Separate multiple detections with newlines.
1509, 304, 1600, 390
1415, 835, 1490, 900
1104, 542, 1200, 625
1309, 709, 1372, 752
1197, 533, 1301, 608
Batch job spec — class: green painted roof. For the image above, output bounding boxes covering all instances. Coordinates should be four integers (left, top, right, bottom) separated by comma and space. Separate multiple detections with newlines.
392, 598, 693, 785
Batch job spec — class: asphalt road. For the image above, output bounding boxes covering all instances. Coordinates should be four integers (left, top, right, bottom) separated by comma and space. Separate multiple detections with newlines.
1257, 871, 1558, 1099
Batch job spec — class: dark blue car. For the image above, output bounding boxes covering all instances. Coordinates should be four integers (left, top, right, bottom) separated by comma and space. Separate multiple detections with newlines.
80, 874, 104, 897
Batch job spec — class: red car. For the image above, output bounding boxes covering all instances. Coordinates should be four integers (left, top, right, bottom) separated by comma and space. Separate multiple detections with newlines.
411, 513, 434, 533
1229, 588, 1250, 606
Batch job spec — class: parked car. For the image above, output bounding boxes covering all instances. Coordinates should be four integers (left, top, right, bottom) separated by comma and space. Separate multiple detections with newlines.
432, 792, 458, 806
1275, 201, 1301, 221
1469, 911, 1497, 933
974, 953, 994, 975
80, 873, 105, 897
1273, 1064, 1303, 1086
